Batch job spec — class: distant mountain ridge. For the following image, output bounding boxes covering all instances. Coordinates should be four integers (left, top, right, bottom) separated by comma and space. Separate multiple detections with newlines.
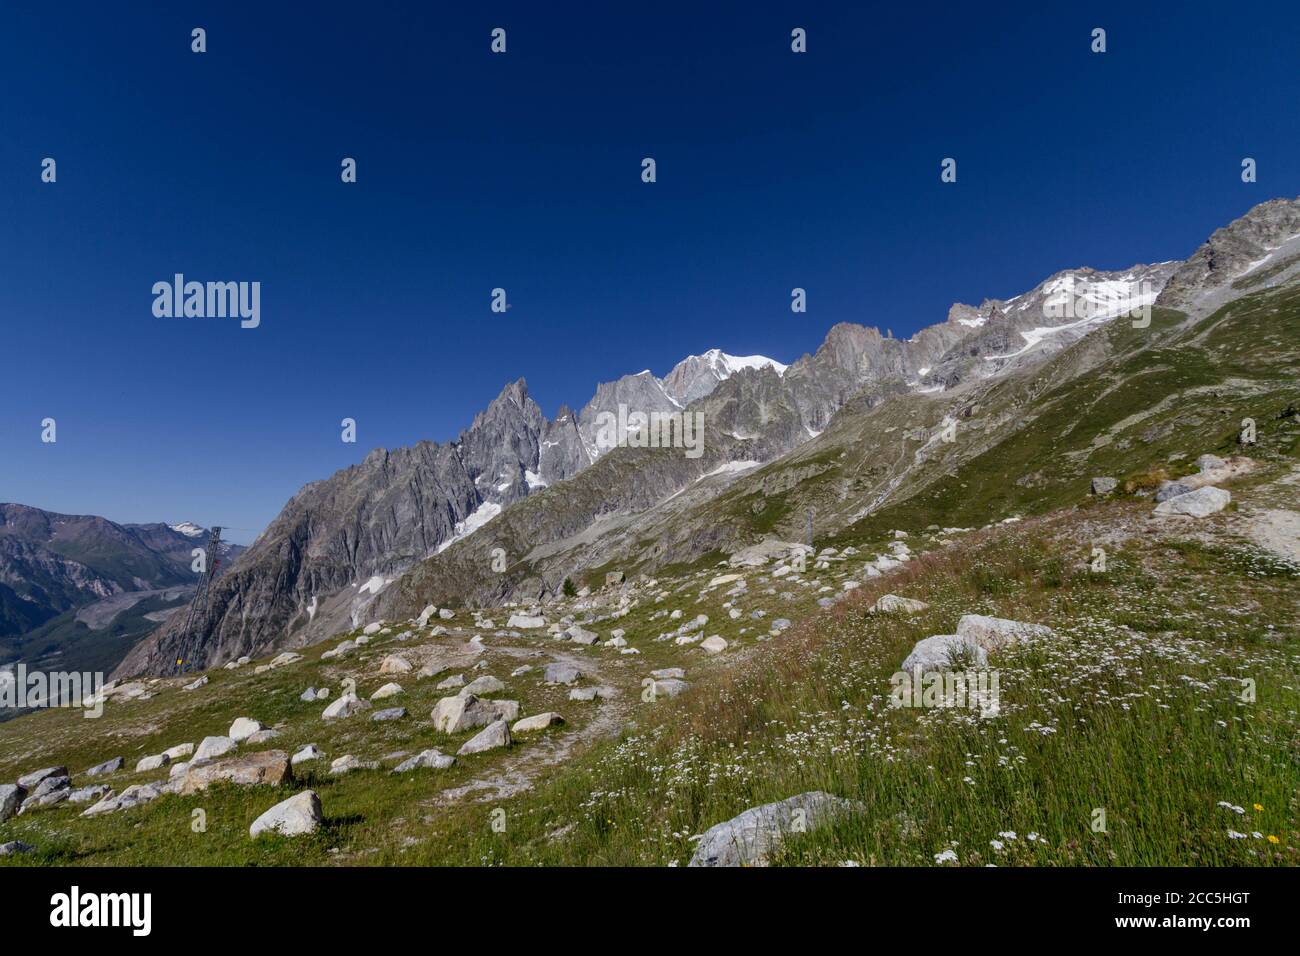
116, 197, 1300, 677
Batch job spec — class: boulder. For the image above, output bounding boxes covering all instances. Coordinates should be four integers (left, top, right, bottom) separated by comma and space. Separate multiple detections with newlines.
1155, 479, 1196, 502
416, 604, 438, 627
1090, 476, 1118, 496
169, 762, 190, 779
372, 707, 407, 722
135, 753, 170, 773
700, 636, 728, 655
650, 668, 685, 680
379, 655, 413, 675
84, 757, 124, 777
506, 613, 546, 629
565, 625, 599, 645
569, 686, 617, 701
461, 675, 505, 696
431, 694, 519, 733
956, 614, 1056, 651
192, 735, 238, 764
457, 719, 511, 756
300, 687, 319, 702
900, 634, 986, 674
871, 594, 930, 614
16, 766, 66, 790
511, 712, 564, 734
363, 622, 382, 635
437, 674, 465, 690
291, 745, 323, 765
544, 663, 580, 685
249, 790, 321, 838
246, 729, 281, 745
0, 841, 35, 856
329, 755, 379, 775
1153, 486, 1231, 518
67, 785, 110, 804
181, 751, 292, 794
162, 743, 194, 760
183, 675, 209, 691
688, 791, 859, 867
228, 717, 266, 742
82, 783, 162, 817
371, 682, 403, 700
322, 694, 372, 720
393, 749, 456, 773
651, 679, 689, 699
1, 784, 26, 822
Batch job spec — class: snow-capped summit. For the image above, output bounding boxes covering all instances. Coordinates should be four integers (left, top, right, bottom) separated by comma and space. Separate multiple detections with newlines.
661, 348, 788, 406
169, 521, 206, 538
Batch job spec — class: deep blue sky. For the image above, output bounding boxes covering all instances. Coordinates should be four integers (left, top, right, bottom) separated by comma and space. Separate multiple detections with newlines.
3, 2, 1298, 544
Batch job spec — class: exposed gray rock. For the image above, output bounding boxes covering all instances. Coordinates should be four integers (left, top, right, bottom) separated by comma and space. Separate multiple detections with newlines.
228, 717, 266, 742
1156, 480, 1195, 502
900, 634, 987, 674
16, 766, 66, 789
393, 749, 456, 773
291, 744, 323, 765
0, 841, 35, 856
135, 753, 170, 773
249, 790, 321, 838
322, 693, 371, 720
84, 757, 124, 777
461, 675, 505, 696
956, 614, 1056, 652
192, 735, 238, 764
82, 783, 162, 817
372, 707, 407, 722
544, 663, 580, 685
371, 682, 403, 700
511, 712, 565, 734
1090, 476, 1118, 496
688, 791, 859, 867
871, 594, 930, 614
431, 694, 519, 733
1154, 486, 1232, 517
0, 784, 25, 822
457, 719, 511, 756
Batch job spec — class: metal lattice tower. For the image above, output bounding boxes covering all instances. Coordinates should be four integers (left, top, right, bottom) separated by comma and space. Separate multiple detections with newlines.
175, 526, 222, 674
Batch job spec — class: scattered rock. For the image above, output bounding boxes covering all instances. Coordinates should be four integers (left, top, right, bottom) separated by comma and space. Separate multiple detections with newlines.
461, 675, 505, 696
379, 654, 413, 674
431, 694, 519, 733
228, 717, 266, 742
0, 841, 35, 856
250, 790, 322, 838
457, 719, 511, 756
569, 686, 616, 702
688, 792, 859, 867
363, 622, 382, 635
511, 712, 565, 734
565, 625, 599, 645
1090, 476, 1118, 496
300, 687, 320, 702
650, 668, 685, 679
544, 663, 580, 685
67, 785, 111, 805
84, 757, 124, 777
183, 675, 209, 691
436, 674, 465, 690
135, 753, 170, 773
700, 636, 728, 654
393, 749, 456, 773
181, 751, 293, 794
871, 594, 930, 614
322, 694, 372, 720
291, 744, 323, 765
1, 784, 26, 822
956, 614, 1056, 652
246, 729, 281, 744
372, 707, 407, 722
1154, 485, 1231, 518
162, 743, 194, 761
371, 682, 403, 700
900, 634, 987, 674
193, 735, 238, 764
507, 613, 546, 629
82, 783, 162, 817
651, 679, 689, 699
329, 755, 379, 775
16, 767, 66, 790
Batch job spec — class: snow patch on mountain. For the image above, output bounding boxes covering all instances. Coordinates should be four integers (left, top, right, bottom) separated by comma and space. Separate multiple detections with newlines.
436, 501, 503, 554
169, 522, 206, 538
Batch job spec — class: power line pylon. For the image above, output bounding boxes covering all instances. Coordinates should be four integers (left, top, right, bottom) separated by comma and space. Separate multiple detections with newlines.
175, 526, 222, 675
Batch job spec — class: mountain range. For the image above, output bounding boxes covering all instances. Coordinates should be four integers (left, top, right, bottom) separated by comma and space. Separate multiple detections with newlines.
11, 199, 1297, 679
